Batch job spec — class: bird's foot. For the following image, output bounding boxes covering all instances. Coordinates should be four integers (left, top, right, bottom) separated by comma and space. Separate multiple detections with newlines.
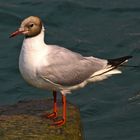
42, 112, 57, 119
52, 119, 65, 126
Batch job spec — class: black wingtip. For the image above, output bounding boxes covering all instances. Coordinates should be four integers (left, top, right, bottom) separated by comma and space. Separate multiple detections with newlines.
108, 56, 133, 67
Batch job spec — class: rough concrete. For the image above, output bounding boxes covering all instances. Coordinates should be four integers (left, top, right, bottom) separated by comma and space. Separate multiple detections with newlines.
0, 99, 83, 140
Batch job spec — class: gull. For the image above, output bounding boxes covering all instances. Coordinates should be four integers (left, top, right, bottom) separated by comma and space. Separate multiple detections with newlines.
10, 16, 132, 126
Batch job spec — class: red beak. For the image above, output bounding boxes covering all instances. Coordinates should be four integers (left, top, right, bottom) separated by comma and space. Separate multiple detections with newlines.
10, 29, 25, 38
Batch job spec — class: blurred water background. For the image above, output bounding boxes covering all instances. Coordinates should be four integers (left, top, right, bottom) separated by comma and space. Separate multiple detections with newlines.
0, 0, 140, 139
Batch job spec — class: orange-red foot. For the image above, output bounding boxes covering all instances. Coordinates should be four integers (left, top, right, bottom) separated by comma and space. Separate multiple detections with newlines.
42, 112, 57, 119
52, 119, 66, 126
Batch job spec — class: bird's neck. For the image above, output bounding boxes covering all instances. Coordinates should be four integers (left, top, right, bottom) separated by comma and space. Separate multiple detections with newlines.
22, 27, 46, 51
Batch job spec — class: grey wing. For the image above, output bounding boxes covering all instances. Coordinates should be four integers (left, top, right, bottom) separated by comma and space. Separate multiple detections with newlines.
37, 45, 107, 86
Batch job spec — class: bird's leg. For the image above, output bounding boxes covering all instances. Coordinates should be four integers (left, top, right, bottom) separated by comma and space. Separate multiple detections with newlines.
47, 91, 58, 118
52, 94, 66, 126
42, 91, 58, 119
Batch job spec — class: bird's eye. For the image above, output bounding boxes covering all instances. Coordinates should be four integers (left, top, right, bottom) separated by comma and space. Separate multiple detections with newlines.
30, 24, 34, 27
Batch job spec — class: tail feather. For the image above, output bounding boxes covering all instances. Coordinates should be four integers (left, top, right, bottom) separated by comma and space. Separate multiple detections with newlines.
108, 56, 132, 67
88, 55, 132, 82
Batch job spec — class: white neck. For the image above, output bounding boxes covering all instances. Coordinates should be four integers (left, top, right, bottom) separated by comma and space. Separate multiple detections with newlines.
22, 26, 46, 51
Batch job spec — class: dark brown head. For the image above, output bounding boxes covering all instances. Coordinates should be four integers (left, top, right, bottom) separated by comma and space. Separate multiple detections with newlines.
10, 16, 43, 38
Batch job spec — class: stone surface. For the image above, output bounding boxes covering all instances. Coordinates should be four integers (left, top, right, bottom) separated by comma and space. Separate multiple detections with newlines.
0, 99, 83, 140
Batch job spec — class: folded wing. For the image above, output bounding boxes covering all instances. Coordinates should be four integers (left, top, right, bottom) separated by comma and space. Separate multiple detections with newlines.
37, 45, 107, 86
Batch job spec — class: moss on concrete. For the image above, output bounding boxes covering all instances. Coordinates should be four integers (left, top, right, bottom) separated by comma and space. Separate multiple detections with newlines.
0, 99, 83, 140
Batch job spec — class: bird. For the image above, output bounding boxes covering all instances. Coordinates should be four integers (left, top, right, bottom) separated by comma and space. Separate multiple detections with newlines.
10, 16, 132, 126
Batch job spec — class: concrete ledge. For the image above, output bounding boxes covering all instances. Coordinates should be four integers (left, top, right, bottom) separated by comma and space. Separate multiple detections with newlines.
0, 99, 83, 140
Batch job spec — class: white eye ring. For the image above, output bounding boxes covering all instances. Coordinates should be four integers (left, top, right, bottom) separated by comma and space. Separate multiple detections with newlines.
30, 24, 34, 27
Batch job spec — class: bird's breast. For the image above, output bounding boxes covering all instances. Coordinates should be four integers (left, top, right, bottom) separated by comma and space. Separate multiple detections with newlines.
19, 44, 55, 90
19, 48, 39, 86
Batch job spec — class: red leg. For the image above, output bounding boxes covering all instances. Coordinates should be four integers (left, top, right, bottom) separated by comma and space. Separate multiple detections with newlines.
42, 91, 58, 119
53, 94, 66, 126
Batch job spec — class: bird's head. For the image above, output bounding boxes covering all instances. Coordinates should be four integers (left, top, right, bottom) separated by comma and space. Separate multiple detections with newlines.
10, 16, 43, 38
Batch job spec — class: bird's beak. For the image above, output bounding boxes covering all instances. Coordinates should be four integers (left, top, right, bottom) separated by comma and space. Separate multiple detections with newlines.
10, 28, 28, 38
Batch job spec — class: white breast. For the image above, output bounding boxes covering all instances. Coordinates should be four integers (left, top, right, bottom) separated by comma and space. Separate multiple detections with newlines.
19, 31, 49, 88
19, 46, 38, 85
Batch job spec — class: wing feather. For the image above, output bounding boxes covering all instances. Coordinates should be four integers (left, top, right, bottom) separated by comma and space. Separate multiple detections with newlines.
37, 45, 107, 86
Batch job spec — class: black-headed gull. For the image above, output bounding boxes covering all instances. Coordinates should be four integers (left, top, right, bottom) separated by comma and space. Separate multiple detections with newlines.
10, 16, 132, 126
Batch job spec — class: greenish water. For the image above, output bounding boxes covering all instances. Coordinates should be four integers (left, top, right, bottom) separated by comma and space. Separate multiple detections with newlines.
0, 0, 140, 139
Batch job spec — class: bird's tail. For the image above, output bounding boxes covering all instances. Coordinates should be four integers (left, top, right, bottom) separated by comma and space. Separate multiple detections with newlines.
107, 56, 133, 68
88, 56, 132, 82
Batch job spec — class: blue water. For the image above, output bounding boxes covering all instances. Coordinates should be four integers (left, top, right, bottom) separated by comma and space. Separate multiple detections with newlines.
0, 0, 140, 139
